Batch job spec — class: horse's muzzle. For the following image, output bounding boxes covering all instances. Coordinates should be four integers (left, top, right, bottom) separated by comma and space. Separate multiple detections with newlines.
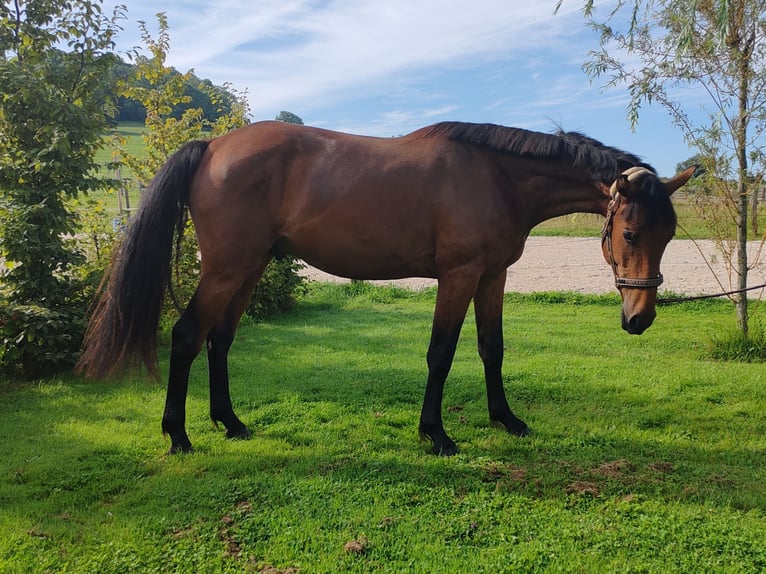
621, 308, 656, 335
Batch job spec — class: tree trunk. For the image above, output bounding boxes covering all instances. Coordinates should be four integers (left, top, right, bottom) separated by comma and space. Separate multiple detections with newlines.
734, 16, 753, 337
751, 178, 759, 236
736, 177, 749, 336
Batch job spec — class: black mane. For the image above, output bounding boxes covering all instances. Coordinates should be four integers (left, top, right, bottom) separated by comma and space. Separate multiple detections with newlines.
419, 121, 656, 184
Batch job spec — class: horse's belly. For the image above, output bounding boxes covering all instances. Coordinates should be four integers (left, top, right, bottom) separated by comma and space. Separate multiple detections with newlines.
278, 236, 436, 281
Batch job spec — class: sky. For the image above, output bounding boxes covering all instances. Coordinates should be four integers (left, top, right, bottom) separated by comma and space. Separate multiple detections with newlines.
101, 0, 698, 177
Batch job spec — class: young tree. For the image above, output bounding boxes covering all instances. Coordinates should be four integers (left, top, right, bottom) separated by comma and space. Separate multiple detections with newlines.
559, 0, 766, 336
113, 14, 250, 310
0, 1, 124, 377
115, 14, 304, 322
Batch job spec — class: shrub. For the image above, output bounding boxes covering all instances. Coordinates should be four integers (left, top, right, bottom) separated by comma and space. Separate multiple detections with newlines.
0, 303, 87, 378
0, 196, 117, 379
246, 257, 308, 320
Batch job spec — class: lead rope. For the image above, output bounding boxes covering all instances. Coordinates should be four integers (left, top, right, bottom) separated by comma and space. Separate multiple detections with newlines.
657, 283, 766, 305
656, 221, 766, 305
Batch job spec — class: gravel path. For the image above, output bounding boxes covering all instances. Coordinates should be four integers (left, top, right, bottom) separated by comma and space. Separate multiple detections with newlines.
301, 237, 766, 297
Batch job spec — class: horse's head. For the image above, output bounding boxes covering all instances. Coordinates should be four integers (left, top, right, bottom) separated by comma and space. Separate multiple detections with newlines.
601, 165, 695, 334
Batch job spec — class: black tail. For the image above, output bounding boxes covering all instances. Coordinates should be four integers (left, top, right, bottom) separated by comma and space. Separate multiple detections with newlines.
76, 140, 210, 379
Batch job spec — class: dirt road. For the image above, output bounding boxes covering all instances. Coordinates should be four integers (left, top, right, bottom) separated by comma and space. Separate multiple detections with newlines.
301, 237, 766, 297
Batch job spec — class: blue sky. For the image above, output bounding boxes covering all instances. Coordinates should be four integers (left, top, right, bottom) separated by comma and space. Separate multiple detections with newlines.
103, 0, 697, 176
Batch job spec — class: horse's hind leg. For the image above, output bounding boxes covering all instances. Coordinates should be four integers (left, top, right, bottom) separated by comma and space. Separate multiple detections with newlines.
207, 266, 268, 440
474, 273, 529, 436
162, 297, 201, 453
162, 270, 254, 454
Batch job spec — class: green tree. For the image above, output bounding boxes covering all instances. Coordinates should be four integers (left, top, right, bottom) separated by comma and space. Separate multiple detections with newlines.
113, 14, 249, 311
0, 0, 124, 377
275, 110, 304, 124
109, 57, 241, 123
559, 0, 766, 337
115, 14, 304, 322
117, 13, 207, 185
676, 154, 708, 179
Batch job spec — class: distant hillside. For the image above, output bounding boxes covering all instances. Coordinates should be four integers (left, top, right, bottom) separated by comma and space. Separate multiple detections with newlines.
110, 56, 239, 123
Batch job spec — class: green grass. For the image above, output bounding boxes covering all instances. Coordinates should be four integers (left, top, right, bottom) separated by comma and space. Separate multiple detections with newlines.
1, 283, 765, 572
90, 121, 146, 214
94, 121, 147, 166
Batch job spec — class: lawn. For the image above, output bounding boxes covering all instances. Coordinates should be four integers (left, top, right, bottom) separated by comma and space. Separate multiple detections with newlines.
90, 121, 146, 214
1, 284, 764, 572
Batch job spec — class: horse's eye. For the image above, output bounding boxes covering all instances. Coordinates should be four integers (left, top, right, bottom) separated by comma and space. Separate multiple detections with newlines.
623, 230, 636, 244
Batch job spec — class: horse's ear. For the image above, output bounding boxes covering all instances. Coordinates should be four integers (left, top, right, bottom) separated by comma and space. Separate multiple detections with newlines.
616, 167, 653, 198
663, 165, 696, 196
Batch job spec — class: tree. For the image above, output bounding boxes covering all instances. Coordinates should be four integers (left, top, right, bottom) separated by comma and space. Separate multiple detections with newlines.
114, 14, 304, 322
0, 1, 124, 377
108, 56, 242, 123
559, 0, 766, 337
275, 110, 304, 124
113, 14, 249, 310
676, 154, 708, 179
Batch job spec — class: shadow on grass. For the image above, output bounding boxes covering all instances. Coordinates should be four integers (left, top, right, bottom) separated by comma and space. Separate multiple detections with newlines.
1, 287, 764, 572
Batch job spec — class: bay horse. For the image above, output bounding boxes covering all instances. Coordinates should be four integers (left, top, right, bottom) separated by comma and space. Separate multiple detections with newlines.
77, 121, 695, 455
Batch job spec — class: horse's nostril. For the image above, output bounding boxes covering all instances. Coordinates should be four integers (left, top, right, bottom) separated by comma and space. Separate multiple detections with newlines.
623, 311, 654, 335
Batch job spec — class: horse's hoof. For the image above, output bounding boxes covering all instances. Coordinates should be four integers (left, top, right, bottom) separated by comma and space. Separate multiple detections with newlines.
168, 442, 194, 455
490, 416, 531, 437
421, 431, 459, 456
226, 426, 252, 441
513, 425, 531, 437
433, 442, 459, 456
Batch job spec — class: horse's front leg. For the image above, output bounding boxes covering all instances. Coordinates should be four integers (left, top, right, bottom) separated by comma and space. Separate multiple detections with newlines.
474, 273, 530, 436
419, 269, 479, 455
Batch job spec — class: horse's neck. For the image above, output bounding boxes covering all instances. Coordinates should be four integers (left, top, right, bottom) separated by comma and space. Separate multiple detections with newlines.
523, 176, 609, 228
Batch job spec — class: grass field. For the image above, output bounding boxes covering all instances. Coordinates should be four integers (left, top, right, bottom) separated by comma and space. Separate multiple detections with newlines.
91, 121, 146, 214
1, 284, 764, 572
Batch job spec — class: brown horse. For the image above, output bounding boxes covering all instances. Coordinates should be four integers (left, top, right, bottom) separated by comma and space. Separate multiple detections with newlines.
77, 121, 694, 455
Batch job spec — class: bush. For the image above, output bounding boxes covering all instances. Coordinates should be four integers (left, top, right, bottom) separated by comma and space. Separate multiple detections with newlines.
0, 200, 108, 379
0, 200, 112, 379
246, 257, 308, 320
0, 302, 87, 378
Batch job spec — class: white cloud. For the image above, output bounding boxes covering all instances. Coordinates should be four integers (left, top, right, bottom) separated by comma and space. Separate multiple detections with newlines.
107, 1, 589, 117
102, 1, 693, 174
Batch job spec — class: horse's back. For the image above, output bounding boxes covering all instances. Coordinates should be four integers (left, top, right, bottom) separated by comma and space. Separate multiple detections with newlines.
188, 121, 518, 280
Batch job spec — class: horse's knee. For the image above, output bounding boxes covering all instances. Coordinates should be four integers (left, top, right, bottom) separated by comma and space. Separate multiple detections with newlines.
426, 331, 461, 381
426, 352, 451, 382
477, 321, 504, 362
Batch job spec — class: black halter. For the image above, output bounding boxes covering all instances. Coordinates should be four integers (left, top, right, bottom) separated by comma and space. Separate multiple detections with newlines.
601, 185, 664, 290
